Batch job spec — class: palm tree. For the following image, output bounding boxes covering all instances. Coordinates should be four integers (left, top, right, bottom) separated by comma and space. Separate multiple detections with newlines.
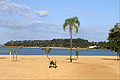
63, 17, 80, 62
19, 46, 23, 54
76, 51, 79, 59
19, 46, 23, 49
15, 50, 19, 61
41, 47, 52, 58
10, 48, 20, 61
10, 48, 15, 60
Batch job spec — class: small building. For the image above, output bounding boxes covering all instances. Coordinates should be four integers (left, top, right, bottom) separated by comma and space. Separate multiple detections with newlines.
89, 46, 97, 49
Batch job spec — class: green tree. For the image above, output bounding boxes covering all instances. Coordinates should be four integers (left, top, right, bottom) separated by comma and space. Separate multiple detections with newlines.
76, 51, 79, 59
41, 47, 52, 58
19, 46, 23, 55
107, 23, 120, 59
15, 49, 19, 61
10, 48, 15, 60
63, 17, 80, 62
10, 48, 19, 61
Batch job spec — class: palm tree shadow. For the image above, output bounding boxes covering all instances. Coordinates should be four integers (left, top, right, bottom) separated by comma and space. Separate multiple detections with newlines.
0, 57, 6, 59
66, 58, 77, 60
102, 58, 120, 61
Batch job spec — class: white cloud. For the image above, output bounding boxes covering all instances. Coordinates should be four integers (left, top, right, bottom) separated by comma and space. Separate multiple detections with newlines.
34, 11, 49, 17
0, 0, 10, 5
0, 0, 50, 20
0, 18, 60, 30
0, 2, 31, 14
66, 8, 71, 11
18, 12, 39, 19
9, 32, 14, 34
30, 21, 42, 24
0, 0, 51, 31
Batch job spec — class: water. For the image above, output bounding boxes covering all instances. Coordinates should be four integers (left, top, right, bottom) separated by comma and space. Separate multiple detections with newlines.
0, 47, 117, 56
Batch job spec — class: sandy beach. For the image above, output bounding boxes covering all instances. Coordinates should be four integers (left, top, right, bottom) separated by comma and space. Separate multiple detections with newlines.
4, 46, 89, 50
0, 55, 119, 80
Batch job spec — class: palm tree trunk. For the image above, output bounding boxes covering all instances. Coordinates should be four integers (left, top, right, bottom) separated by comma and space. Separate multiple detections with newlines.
117, 53, 118, 59
13, 49, 14, 60
13, 52, 14, 60
70, 26, 72, 62
47, 53, 48, 58
16, 52, 17, 61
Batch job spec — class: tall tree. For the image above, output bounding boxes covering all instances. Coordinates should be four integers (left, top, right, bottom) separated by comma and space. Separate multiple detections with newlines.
19, 46, 23, 55
41, 47, 52, 58
107, 23, 120, 59
15, 49, 19, 61
10, 48, 15, 60
63, 17, 80, 62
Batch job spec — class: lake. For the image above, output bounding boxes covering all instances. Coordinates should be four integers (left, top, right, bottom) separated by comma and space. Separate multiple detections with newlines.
0, 47, 117, 56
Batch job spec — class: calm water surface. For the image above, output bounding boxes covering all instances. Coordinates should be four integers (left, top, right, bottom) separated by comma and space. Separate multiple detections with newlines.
0, 47, 117, 56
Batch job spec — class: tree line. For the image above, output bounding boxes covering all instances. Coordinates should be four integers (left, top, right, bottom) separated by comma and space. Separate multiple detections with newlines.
4, 38, 107, 49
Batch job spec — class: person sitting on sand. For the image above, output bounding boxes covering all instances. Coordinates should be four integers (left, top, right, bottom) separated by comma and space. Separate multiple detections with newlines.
49, 59, 57, 68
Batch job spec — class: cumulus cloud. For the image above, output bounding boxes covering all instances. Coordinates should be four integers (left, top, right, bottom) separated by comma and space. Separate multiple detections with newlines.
9, 32, 14, 34
35, 11, 50, 17
30, 21, 42, 24
0, 0, 51, 30
0, 18, 60, 31
0, 0, 49, 20
0, 0, 10, 5
0, 2, 31, 14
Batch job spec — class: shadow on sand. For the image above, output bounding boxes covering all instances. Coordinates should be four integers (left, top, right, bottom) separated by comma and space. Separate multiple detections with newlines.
66, 58, 77, 60
102, 58, 120, 61
0, 57, 6, 59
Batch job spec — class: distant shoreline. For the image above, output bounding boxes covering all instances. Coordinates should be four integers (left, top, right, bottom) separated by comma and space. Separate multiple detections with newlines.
3, 46, 107, 50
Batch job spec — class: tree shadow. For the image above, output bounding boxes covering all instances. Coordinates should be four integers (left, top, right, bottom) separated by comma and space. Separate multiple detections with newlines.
102, 58, 120, 61
66, 58, 77, 60
0, 57, 6, 59
12, 60, 21, 62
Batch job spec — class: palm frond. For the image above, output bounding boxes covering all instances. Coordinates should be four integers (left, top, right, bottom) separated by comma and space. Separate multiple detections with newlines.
74, 24, 78, 33
73, 17, 80, 26
63, 23, 68, 31
41, 48, 45, 51
63, 18, 73, 31
76, 51, 79, 53
76, 51, 79, 55
63, 17, 80, 34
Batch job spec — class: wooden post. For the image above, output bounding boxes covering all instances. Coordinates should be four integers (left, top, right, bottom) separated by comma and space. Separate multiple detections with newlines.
16, 51, 17, 61
9, 51, 11, 61
13, 48, 14, 60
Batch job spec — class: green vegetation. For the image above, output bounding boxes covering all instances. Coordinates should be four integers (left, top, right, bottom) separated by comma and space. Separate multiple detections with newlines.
4, 38, 107, 49
63, 17, 80, 62
10, 48, 16, 60
10, 48, 19, 61
10, 47, 22, 61
41, 47, 52, 58
19, 46, 23, 55
107, 23, 120, 59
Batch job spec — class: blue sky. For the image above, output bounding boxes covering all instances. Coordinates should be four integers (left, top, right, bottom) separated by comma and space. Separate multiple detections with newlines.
0, 0, 119, 44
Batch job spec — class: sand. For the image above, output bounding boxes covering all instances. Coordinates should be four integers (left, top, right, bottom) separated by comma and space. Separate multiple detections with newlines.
0, 55, 119, 80
5, 46, 90, 50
